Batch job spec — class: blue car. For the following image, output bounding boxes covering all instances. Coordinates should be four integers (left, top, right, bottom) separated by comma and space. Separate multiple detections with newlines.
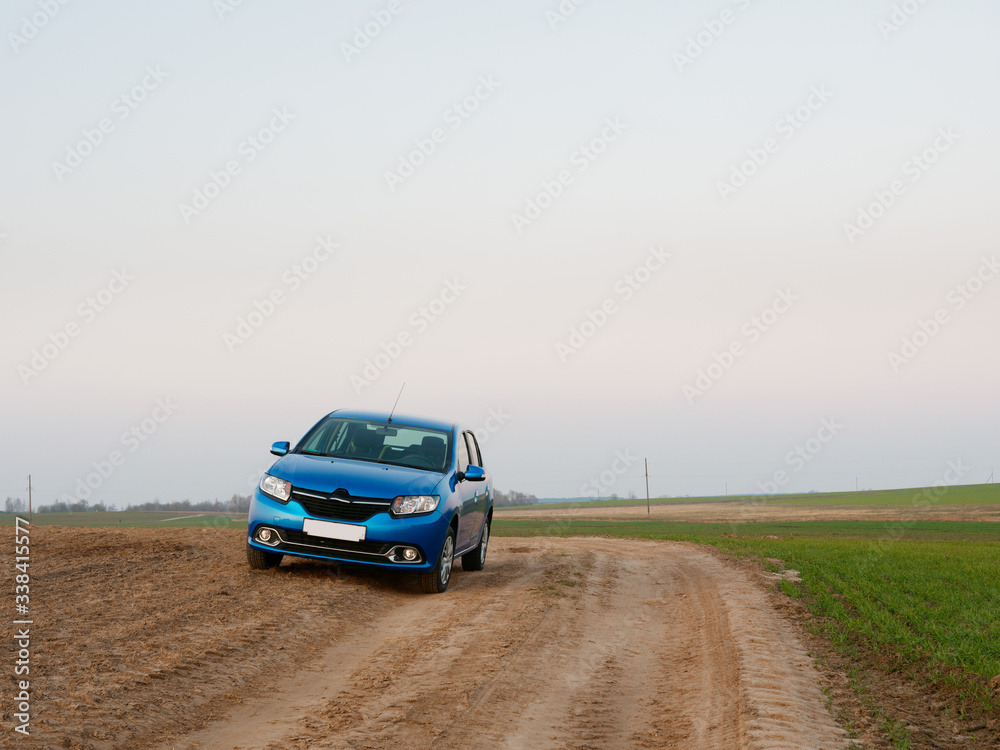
246, 409, 493, 593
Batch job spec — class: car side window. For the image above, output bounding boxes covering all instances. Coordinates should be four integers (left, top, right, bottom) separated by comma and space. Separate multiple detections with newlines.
466, 431, 483, 467
457, 431, 470, 472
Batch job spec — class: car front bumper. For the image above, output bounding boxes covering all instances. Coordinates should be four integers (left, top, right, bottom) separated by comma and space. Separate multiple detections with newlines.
247, 488, 450, 571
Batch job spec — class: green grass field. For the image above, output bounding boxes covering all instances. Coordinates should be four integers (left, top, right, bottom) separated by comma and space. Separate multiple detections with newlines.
493, 518, 1000, 542
494, 517, 1000, 717
504, 482, 1000, 510
0, 511, 248, 529
767, 482, 1000, 506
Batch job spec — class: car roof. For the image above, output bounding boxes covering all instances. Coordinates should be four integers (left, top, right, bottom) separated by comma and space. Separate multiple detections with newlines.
327, 409, 457, 433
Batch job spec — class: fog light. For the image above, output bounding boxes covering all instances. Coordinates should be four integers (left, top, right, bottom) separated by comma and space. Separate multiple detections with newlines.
258, 528, 272, 542
403, 547, 417, 561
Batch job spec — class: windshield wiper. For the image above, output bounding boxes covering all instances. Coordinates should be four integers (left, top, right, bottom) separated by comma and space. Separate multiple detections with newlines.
390, 462, 443, 472
303, 451, 435, 471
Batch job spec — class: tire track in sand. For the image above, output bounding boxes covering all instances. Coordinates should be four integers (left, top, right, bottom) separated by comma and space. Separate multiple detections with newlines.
160, 538, 846, 750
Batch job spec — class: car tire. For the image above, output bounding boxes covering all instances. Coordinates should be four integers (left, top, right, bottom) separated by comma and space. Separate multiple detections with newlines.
461, 519, 489, 572
247, 542, 283, 570
418, 527, 456, 594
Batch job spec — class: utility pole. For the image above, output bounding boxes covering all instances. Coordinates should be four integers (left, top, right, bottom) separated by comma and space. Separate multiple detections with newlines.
27, 475, 32, 522
645, 459, 650, 517
856, 476, 858, 492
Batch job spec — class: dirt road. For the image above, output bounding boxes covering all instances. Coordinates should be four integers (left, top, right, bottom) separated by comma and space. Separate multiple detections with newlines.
9, 528, 845, 749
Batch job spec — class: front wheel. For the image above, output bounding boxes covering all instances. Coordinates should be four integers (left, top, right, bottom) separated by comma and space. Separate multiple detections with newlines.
418, 528, 455, 593
461, 520, 489, 572
247, 542, 282, 570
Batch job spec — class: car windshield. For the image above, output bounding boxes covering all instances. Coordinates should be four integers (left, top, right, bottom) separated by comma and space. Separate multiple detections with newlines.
296, 417, 451, 473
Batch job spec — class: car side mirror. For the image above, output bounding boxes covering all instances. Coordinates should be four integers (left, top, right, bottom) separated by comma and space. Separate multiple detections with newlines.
270, 441, 290, 457
460, 465, 485, 482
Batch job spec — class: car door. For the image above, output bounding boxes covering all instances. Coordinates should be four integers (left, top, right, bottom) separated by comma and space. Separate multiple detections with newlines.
465, 431, 489, 537
455, 431, 478, 551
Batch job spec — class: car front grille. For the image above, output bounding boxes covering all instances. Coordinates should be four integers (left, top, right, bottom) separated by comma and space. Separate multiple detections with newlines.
274, 529, 395, 562
279, 528, 391, 556
290, 487, 392, 522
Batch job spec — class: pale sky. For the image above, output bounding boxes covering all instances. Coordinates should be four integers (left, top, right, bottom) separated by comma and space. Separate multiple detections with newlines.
2, 0, 998, 506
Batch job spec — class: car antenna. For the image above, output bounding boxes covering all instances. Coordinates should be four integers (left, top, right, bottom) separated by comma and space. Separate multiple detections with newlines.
387, 382, 405, 423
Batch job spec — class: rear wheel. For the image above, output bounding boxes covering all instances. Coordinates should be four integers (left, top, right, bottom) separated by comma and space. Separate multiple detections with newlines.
461, 519, 489, 571
418, 528, 455, 593
247, 542, 282, 570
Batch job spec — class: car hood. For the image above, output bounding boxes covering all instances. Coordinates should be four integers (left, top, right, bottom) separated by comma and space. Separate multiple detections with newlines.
269, 453, 446, 499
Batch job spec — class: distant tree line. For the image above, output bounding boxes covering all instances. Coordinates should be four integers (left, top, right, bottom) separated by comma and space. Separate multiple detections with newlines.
34, 494, 252, 514
125, 495, 251, 513
4, 497, 27, 513
38, 500, 110, 513
493, 489, 539, 507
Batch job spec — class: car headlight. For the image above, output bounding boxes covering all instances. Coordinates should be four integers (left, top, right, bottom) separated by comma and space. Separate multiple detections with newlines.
391, 495, 439, 515
259, 473, 292, 503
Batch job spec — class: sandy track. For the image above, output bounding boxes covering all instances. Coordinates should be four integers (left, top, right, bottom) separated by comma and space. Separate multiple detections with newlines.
6, 528, 845, 749
162, 539, 844, 750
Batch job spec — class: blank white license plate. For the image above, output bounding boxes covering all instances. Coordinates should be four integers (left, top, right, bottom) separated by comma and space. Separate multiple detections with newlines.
302, 518, 367, 542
